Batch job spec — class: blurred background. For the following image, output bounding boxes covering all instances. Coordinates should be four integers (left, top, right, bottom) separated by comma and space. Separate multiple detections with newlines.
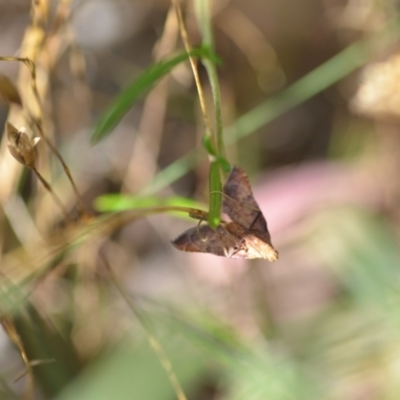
1, 0, 400, 399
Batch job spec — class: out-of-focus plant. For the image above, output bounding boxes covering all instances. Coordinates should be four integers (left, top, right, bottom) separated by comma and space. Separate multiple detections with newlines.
1, 0, 400, 400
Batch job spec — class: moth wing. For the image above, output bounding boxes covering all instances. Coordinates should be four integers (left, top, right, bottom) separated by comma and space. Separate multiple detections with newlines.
223, 166, 269, 233
225, 221, 277, 261
243, 232, 279, 261
172, 224, 239, 257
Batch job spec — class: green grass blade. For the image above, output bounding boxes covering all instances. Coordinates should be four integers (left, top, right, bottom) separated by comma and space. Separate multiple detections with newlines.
92, 48, 212, 143
224, 39, 370, 143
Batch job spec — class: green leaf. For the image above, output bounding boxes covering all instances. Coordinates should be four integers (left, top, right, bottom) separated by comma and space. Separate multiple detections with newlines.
92, 47, 215, 143
207, 161, 222, 228
201, 134, 216, 156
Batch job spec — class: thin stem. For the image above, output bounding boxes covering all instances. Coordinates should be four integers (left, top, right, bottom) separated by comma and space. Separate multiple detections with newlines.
32, 167, 70, 219
194, 0, 225, 159
192, 0, 225, 227
172, 0, 214, 146
2, 319, 35, 400
31, 117, 90, 218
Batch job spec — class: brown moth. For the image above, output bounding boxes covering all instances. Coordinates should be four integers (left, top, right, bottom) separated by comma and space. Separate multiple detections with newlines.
172, 166, 278, 261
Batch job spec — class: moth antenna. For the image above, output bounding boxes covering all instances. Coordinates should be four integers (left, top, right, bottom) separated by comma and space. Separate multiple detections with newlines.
187, 209, 209, 241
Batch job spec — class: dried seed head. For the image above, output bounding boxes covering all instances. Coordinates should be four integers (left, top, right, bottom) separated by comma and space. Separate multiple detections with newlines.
7, 122, 37, 169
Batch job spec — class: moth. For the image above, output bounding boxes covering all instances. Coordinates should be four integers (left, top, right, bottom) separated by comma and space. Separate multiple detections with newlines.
172, 166, 278, 261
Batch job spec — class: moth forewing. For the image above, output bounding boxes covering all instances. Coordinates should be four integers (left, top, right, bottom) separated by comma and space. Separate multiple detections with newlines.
222, 166, 269, 233
244, 233, 279, 261
172, 224, 240, 258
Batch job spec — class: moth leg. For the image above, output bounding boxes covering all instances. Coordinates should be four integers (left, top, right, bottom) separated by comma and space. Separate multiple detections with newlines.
224, 245, 241, 258
227, 246, 239, 258
187, 209, 209, 241
225, 239, 246, 258
196, 219, 209, 242
223, 247, 231, 257
189, 209, 209, 220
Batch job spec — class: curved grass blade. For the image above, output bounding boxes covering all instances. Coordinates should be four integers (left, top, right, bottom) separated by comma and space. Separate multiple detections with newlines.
92, 48, 214, 143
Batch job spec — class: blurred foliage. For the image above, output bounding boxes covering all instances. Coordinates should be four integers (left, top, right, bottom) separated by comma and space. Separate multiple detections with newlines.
1, 0, 400, 400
